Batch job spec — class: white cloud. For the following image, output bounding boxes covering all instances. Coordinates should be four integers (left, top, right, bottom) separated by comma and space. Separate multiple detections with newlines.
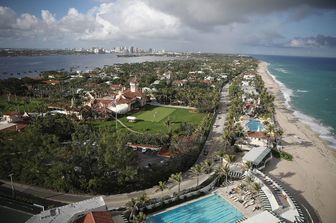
15, 13, 38, 30
41, 10, 56, 25
79, 1, 180, 40
286, 35, 336, 48
0, 6, 17, 29
0, 0, 181, 43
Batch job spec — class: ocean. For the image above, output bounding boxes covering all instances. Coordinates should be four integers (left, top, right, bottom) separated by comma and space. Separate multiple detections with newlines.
254, 55, 336, 149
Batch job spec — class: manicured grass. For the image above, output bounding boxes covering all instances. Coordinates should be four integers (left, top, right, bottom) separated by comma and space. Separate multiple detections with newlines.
136, 106, 175, 122
89, 106, 207, 134
121, 106, 206, 134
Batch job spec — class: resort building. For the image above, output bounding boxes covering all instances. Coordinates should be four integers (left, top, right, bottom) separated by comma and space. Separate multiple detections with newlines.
243, 74, 255, 81
243, 147, 272, 170
0, 112, 28, 132
92, 79, 146, 115
26, 196, 107, 223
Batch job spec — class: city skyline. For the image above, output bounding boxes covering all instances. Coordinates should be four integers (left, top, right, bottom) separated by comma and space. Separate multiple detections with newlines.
0, 0, 336, 57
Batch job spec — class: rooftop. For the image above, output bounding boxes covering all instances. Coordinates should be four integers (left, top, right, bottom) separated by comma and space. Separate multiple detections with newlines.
76, 211, 115, 223
243, 147, 271, 165
26, 196, 107, 223
0, 122, 16, 131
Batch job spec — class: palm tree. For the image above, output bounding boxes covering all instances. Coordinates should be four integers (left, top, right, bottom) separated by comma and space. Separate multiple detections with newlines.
275, 128, 284, 149
224, 154, 236, 165
265, 124, 275, 138
265, 124, 276, 147
156, 181, 167, 195
244, 175, 254, 186
202, 159, 213, 174
233, 123, 245, 139
217, 163, 230, 185
216, 150, 227, 165
169, 172, 183, 193
250, 182, 261, 194
137, 193, 149, 206
237, 183, 246, 192
243, 161, 253, 172
190, 164, 204, 186
134, 212, 146, 223
126, 198, 138, 221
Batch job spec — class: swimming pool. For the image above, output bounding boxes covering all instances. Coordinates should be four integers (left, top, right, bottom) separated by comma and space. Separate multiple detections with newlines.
246, 119, 264, 132
146, 194, 244, 223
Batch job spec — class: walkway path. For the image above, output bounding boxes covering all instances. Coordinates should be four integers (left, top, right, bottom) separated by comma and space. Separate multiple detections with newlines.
115, 118, 143, 134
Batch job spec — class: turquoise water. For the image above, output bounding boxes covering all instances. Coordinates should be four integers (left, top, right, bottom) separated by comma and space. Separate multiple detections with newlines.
246, 119, 264, 132
146, 194, 244, 223
254, 55, 336, 148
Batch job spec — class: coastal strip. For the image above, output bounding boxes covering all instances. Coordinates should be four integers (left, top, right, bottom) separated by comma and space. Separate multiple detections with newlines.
258, 61, 336, 223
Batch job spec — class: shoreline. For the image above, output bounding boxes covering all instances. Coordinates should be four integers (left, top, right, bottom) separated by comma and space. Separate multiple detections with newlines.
258, 61, 336, 223
263, 62, 336, 149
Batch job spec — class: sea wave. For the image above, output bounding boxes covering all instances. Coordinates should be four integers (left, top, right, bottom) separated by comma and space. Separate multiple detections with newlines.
296, 89, 309, 93
264, 62, 336, 149
293, 110, 336, 149
274, 67, 288, 74
265, 63, 293, 108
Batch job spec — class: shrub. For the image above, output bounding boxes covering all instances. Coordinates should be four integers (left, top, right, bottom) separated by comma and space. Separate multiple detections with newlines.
280, 151, 293, 161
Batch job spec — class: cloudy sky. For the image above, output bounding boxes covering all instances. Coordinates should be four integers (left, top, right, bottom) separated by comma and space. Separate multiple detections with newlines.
0, 0, 336, 57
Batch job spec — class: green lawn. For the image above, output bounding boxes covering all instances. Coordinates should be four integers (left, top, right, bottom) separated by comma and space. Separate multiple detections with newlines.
90, 106, 207, 134
135, 106, 175, 122
122, 106, 206, 134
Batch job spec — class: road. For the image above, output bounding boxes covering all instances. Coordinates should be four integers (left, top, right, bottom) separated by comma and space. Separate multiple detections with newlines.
197, 84, 230, 163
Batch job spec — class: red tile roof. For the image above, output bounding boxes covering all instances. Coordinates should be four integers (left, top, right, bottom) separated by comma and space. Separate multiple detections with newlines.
123, 90, 144, 99
118, 98, 132, 104
15, 123, 28, 131
158, 148, 172, 158
247, 132, 267, 139
201, 80, 212, 84
77, 211, 115, 223
3, 112, 21, 116
111, 84, 122, 89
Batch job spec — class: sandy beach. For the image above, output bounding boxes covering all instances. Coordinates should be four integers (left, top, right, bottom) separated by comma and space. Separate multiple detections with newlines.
258, 61, 336, 223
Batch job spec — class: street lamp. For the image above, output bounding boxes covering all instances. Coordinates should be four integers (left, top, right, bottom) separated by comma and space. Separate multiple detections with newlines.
8, 173, 15, 198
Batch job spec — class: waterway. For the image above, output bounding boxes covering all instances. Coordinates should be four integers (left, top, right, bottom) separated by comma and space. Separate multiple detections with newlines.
0, 54, 180, 79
